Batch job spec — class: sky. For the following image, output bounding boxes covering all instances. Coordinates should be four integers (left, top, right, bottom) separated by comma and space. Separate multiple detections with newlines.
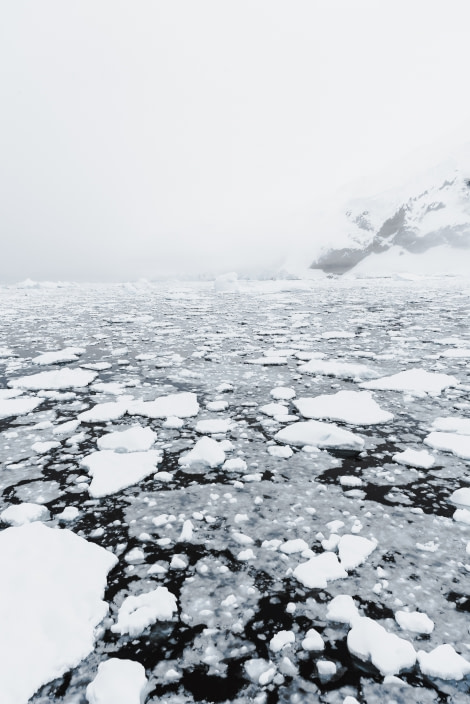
1, 0, 470, 282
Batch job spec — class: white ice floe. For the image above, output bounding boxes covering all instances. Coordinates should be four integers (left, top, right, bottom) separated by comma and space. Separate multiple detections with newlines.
279, 539, 309, 554
248, 356, 288, 365
268, 445, 293, 458
424, 432, 470, 460
9, 368, 97, 390
395, 610, 434, 634
163, 416, 184, 429
338, 534, 377, 570
453, 508, 470, 525
52, 419, 80, 436
206, 400, 229, 412
0, 522, 117, 704
298, 359, 379, 381
301, 628, 325, 651
270, 387, 296, 400
97, 426, 156, 452
244, 658, 276, 685
0, 396, 43, 419
294, 390, 392, 425
178, 437, 226, 468
112, 586, 177, 637
32, 440, 60, 454
260, 402, 289, 418
0, 502, 49, 526
417, 644, 470, 680
361, 369, 458, 394
32, 347, 85, 365
128, 392, 199, 418
81, 450, 162, 497
293, 552, 347, 589
223, 458, 248, 472
449, 487, 470, 508
270, 630, 295, 652
0, 388, 23, 399
392, 448, 435, 469
195, 418, 232, 434
326, 595, 360, 625
347, 617, 416, 676
321, 330, 355, 339
56, 506, 80, 522
86, 659, 148, 704
78, 402, 129, 423
275, 420, 364, 452
431, 417, 470, 435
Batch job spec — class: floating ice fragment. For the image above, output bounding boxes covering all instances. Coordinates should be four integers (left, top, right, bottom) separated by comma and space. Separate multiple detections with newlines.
293, 552, 347, 589
424, 432, 470, 460
0, 396, 43, 419
326, 595, 360, 625
0, 503, 49, 526
97, 426, 156, 452
9, 368, 97, 390
301, 628, 325, 651
179, 437, 226, 468
392, 448, 435, 469
338, 534, 377, 571
275, 420, 364, 452
361, 369, 458, 394
128, 392, 199, 419
112, 586, 177, 637
295, 390, 393, 425
81, 450, 162, 497
86, 659, 148, 704
347, 617, 416, 676
417, 644, 470, 680
395, 610, 434, 634
270, 630, 295, 652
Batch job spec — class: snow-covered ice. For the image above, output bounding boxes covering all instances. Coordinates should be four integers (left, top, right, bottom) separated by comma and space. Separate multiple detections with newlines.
86, 658, 148, 704
81, 450, 162, 497
275, 420, 364, 451
294, 390, 393, 425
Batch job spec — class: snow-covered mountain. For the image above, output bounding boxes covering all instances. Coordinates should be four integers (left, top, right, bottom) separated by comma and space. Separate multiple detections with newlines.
311, 145, 470, 276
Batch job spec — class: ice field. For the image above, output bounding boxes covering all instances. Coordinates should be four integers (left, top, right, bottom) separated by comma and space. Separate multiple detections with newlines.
1, 277, 470, 704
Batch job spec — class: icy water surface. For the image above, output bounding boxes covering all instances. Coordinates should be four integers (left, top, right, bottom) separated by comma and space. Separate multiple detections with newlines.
1, 278, 470, 704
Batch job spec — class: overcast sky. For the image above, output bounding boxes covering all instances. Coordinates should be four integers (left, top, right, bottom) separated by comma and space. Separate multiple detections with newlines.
1, 0, 470, 281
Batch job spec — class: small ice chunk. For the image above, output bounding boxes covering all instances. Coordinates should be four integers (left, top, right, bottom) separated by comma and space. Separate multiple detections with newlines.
395, 610, 434, 634
417, 644, 470, 680
81, 450, 162, 497
317, 660, 337, 677
206, 401, 229, 412
86, 658, 148, 704
223, 458, 248, 472
392, 449, 435, 469
338, 534, 377, 571
33, 347, 84, 366
260, 403, 288, 417
244, 658, 275, 685
1, 503, 50, 526
424, 432, 470, 460
32, 441, 60, 454
279, 539, 309, 554
301, 628, 325, 651
275, 420, 364, 452
56, 507, 80, 522
270, 630, 295, 652
9, 368, 97, 390
97, 426, 156, 452
128, 392, 199, 419
361, 369, 458, 394
270, 387, 296, 400
179, 437, 226, 468
111, 587, 177, 637
195, 418, 232, 434
163, 416, 184, 429
78, 402, 129, 423
294, 390, 393, 425
293, 552, 347, 589
449, 487, 470, 508
431, 417, 470, 435
347, 617, 416, 676
268, 445, 293, 458
0, 396, 43, 419
178, 520, 194, 542
326, 595, 359, 625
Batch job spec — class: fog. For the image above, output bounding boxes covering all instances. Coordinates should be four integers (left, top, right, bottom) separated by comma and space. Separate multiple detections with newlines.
1, 0, 470, 281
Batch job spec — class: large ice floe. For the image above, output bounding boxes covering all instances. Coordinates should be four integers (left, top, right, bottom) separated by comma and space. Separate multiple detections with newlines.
0, 522, 117, 704
81, 450, 162, 497
275, 420, 364, 451
8, 367, 97, 390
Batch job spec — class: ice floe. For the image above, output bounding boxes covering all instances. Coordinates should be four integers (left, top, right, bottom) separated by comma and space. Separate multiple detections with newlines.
361, 368, 458, 394
128, 392, 199, 418
392, 448, 435, 469
179, 437, 226, 468
32, 347, 85, 365
81, 450, 162, 497
78, 401, 129, 423
293, 552, 347, 588
347, 617, 416, 676
8, 368, 97, 390
298, 359, 379, 381
395, 610, 434, 634
417, 644, 470, 680
97, 426, 156, 452
112, 586, 178, 637
0, 522, 117, 704
294, 390, 393, 425
86, 658, 148, 704
0, 502, 50, 526
275, 420, 364, 451
0, 396, 43, 419
424, 431, 470, 460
